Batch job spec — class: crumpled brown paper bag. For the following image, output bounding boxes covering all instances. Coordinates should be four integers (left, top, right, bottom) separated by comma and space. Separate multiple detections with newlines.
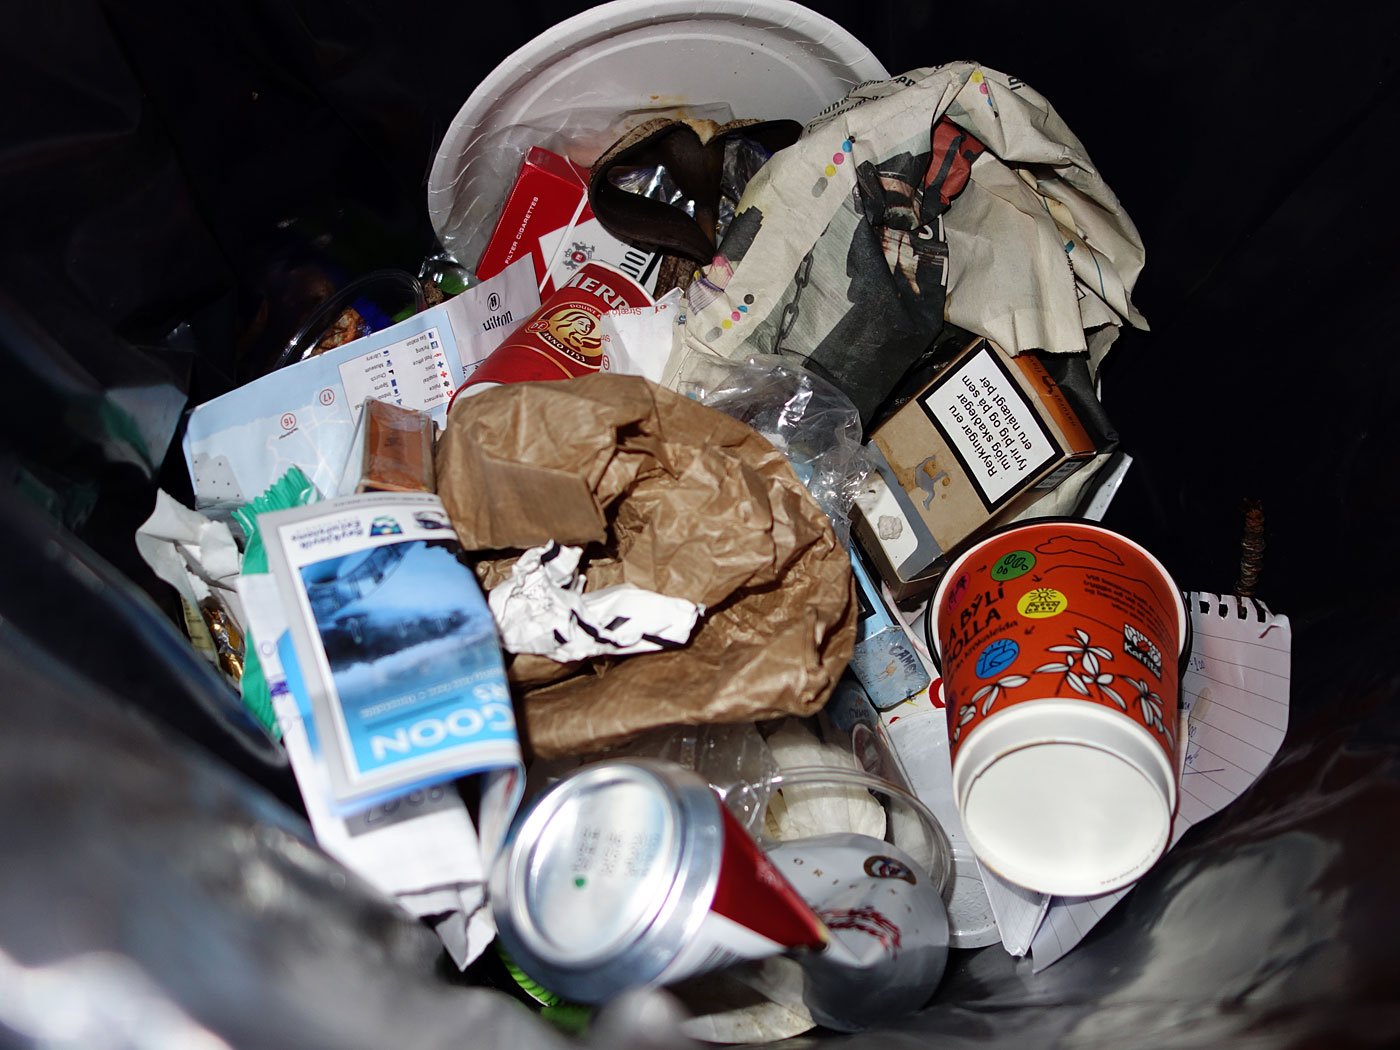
436, 374, 857, 758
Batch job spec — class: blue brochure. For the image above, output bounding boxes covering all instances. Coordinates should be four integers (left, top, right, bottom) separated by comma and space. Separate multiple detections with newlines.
261, 491, 521, 814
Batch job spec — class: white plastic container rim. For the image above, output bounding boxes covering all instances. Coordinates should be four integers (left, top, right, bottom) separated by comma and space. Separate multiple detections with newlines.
737, 765, 955, 898
427, 0, 890, 267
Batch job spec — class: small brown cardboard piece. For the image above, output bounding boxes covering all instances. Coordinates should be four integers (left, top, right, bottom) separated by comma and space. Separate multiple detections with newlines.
853, 337, 1096, 601
339, 399, 437, 496
436, 374, 857, 758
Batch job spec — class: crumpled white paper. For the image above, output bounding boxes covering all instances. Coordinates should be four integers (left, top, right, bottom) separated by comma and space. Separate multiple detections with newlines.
135, 489, 246, 630
598, 286, 688, 385
488, 542, 702, 662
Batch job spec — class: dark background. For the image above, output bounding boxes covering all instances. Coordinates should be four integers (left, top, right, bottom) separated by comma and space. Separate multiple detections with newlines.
5, 0, 1396, 628
2, 3, 1398, 1048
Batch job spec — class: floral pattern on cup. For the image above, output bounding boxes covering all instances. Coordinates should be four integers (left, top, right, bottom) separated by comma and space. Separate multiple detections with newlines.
1034, 628, 1122, 707
1127, 678, 1173, 747
1021, 628, 1174, 749
951, 672, 1029, 742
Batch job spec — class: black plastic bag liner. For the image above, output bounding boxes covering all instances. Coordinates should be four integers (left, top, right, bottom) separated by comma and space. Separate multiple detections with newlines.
2, 2, 1398, 1048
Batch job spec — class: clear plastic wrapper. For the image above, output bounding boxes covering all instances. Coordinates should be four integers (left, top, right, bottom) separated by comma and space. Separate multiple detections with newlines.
607, 164, 689, 217
529, 721, 781, 839
274, 270, 426, 372
417, 250, 475, 301
606, 134, 783, 249
676, 354, 874, 549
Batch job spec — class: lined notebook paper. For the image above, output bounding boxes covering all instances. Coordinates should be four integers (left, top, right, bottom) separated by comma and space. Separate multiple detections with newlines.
980, 861, 1050, 956
1027, 591, 1292, 970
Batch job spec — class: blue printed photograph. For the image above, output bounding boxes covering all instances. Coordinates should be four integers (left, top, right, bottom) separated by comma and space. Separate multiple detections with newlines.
298, 538, 513, 778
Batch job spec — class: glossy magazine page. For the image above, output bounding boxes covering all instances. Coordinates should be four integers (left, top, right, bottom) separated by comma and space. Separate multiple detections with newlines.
261, 491, 521, 814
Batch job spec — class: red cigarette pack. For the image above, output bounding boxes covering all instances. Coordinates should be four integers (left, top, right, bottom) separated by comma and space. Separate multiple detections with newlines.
477, 147, 658, 296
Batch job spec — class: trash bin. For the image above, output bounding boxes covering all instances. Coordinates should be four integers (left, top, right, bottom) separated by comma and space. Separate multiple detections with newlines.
2, 2, 1398, 1048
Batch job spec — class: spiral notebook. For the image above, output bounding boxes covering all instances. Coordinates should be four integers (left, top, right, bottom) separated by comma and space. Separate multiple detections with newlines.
1024, 591, 1293, 970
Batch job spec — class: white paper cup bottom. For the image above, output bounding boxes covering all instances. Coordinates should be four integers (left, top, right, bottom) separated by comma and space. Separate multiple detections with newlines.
952, 700, 1175, 897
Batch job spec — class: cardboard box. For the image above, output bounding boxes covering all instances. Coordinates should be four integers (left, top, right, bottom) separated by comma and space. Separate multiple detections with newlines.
853, 337, 1096, 601
847, 548, 931, 709
477, 146, 659, 297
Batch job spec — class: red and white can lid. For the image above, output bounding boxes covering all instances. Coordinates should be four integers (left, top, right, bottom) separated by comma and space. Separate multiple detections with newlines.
490, 759, 826, 1003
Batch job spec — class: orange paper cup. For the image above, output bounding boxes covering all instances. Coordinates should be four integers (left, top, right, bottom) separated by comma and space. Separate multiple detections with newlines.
927, 520, 1187, 896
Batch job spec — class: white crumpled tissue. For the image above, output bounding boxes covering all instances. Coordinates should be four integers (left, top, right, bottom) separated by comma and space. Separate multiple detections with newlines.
488, 542, 702, 663
135, 489, 246, 629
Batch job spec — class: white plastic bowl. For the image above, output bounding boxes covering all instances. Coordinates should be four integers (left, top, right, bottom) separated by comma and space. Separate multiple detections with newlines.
427, 0, 888, 267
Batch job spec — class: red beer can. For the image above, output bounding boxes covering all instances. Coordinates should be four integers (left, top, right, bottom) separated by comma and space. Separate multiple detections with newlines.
459, 261, 652, 392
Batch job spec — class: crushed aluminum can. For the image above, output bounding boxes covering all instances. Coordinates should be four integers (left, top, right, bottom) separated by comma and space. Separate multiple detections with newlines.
490, 759, 829, 1004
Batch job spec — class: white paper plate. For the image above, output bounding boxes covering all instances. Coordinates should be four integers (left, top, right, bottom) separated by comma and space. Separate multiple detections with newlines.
428, 0, 888, 267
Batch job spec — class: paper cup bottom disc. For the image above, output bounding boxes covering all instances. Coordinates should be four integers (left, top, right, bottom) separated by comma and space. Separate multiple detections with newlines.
952, 700, 1174, 896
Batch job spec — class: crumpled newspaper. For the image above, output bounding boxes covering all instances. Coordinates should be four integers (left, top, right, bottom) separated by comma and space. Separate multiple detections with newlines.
488, 542, 702, 663
681, 61, 1148, 424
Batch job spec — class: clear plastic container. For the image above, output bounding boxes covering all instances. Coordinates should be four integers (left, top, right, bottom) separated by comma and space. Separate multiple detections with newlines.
724, 765, 954, 899
274, 269, 426, 371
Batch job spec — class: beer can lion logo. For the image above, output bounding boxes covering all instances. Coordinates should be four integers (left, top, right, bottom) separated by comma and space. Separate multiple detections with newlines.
526, 304, 601, 364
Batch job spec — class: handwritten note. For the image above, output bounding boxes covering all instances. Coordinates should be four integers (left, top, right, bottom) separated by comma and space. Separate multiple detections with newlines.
1029, 591, 1292, 970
